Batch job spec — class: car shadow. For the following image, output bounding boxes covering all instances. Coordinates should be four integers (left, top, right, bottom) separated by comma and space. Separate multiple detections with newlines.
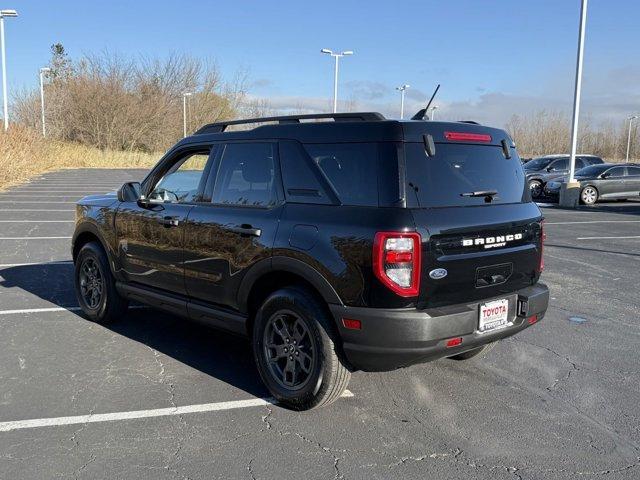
0, 262, 269, 399
538, 198, 640, 216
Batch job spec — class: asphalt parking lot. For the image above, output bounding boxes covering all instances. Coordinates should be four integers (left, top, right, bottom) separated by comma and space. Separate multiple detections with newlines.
1, 169, 639, 480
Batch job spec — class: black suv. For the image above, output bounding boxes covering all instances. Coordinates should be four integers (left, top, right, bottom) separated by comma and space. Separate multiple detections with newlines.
72, 112, 549, 410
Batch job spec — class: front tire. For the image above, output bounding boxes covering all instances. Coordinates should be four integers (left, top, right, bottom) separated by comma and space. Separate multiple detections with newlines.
74, 242, 129, 324
529, 180, 543, 199
252, 287, 351, 410
580, 186, 599, 205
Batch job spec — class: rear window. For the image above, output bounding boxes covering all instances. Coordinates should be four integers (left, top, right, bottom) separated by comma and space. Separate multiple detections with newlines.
303, 142, 400, 207
404, 143, 527, 208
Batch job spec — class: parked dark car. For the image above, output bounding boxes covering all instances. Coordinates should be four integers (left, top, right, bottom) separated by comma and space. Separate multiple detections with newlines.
72, 112, 548, 410
545, 163, 640, 204
525, 154, 604, 198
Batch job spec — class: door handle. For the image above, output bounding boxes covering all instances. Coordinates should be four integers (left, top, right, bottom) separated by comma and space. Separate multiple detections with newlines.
159, 216, 180, 228
229, 225, 262, 237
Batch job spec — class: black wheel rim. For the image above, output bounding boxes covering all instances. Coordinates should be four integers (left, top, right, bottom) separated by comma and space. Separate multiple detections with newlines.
530, 181, 542, 198
79, 258, 104, 310
263, 310, 315, 391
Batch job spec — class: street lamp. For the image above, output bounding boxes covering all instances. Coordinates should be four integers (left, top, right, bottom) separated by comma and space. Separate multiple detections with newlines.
39, 67, 51, 137
321, 49, 353, 113
430, 105, 439, 121
567, 0, 588, 184
0, 9, 18, 132
182, 92, 192, 137
626, 115, 638, 163
396, 84, 410, 119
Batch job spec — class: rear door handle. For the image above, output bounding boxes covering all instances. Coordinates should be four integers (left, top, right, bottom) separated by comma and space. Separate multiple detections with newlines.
159, 216, 180, 228
229, 225, 262, 237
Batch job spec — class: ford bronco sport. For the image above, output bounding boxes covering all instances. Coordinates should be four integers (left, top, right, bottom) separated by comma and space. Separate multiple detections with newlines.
72, 112, 549, 410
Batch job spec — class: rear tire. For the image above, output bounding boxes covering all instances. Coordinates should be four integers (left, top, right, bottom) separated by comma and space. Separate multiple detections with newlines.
74, 242, 129, 324
580, 186, 599, 205
448, 341, 497, 361
252, 286, 351, 410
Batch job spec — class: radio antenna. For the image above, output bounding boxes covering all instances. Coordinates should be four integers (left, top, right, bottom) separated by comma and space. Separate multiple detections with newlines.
411, 84, 440, 120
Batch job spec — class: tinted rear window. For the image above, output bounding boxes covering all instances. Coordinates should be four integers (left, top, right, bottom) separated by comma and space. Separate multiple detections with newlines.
404, 143, 527, 208
303, 142, 400, 207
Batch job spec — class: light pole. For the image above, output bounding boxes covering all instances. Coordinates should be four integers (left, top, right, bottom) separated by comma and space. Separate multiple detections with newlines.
182, 92, 192, 137
430, 105, 439, 121
39, 67, 50, 137
0, 9, 18, 132
568, 0, 588, 184
626, 115, 638, 163
396, 84, 410, 119
321, 49, 353, 113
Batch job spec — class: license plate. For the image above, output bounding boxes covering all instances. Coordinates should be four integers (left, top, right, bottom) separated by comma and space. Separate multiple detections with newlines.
478, 299, 509, 332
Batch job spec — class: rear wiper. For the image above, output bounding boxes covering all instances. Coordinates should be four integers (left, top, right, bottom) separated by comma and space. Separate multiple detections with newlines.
460, 190, 498, 197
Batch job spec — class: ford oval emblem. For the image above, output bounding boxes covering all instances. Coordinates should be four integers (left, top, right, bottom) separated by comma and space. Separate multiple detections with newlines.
429, 268, 448, 280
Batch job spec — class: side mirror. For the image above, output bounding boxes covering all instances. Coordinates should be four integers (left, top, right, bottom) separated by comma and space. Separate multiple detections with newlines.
600, 172, 610, 179
117, 182, 141, 202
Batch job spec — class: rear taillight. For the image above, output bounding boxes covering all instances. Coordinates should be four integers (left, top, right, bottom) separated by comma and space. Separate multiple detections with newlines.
373, 232, 421, 297
539, 221, 546, 272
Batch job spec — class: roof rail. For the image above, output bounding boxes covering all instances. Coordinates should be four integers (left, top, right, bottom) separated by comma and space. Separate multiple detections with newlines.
195, 112, 386, 135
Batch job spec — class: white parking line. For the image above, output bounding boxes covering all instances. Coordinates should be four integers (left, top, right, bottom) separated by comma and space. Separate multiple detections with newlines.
0, 209, 73, 212
0, 398, 272, 432
0, 201, 76, 204
0, 389, 355, 432
0, 195, 85, 198
0, 261, 73, 268
0, 220, 74, 223
0, 236, 72, 240
576, 236, 640, 240
547, 220, 640, 225
0, 306, 81, 315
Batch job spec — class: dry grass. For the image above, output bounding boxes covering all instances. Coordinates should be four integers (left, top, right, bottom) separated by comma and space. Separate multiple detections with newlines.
0, 127, 159, 191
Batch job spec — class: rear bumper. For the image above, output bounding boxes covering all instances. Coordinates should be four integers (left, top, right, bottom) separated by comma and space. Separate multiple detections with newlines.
330, 282, 549, 372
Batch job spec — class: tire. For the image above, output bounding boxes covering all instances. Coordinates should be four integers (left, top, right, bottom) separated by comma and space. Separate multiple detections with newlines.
252, 286, 351, 410
74, 241, 129, 324
529, 180, 543, 199
447, 341, 497, 361
580, 186, 599, 205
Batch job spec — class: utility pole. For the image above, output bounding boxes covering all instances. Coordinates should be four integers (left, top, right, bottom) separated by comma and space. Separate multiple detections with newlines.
321, 49, 353, 113
39, 67, 51, 137
0, 9, 18, 131
182, 92, 192, 137
568, 0, 588, 184
396, 84, 410, 119
626, 115, 638, 163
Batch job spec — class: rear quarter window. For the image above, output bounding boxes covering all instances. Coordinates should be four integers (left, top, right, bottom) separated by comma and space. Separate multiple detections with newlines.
404, 143, 527, 208
303, 142, 400, 207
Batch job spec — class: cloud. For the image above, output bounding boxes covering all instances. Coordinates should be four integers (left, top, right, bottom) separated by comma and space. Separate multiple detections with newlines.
245, 65, 640, 126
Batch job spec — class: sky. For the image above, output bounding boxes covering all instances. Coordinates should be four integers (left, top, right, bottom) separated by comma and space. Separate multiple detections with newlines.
4, 0, 640, 127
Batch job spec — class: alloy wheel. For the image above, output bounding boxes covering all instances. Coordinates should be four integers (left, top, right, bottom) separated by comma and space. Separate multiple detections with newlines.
79, 258, 104, 309
581, 187, 597, 205
263, 310, 316, 391
529, 181, 542, 198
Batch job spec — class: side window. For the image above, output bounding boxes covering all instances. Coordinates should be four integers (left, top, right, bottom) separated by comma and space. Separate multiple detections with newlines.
549, 159, 568, 171
607, 167, 625, 178
575, 158, 586, 170
148, 151, 210, 203
212, 143, 277, 207
627, 167, 640, 176
304, 143, 380, 206
279, 141, 332, 205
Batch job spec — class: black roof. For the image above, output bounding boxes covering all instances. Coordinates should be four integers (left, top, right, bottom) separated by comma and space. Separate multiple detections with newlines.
180, 112, 513, 146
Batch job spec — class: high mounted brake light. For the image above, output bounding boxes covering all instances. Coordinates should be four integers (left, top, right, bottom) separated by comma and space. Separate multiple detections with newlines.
373, 232, 421, 297
445, 131, 492, 143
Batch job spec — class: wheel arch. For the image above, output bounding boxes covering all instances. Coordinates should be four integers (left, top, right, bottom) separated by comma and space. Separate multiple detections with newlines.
239, 256, 344, 336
